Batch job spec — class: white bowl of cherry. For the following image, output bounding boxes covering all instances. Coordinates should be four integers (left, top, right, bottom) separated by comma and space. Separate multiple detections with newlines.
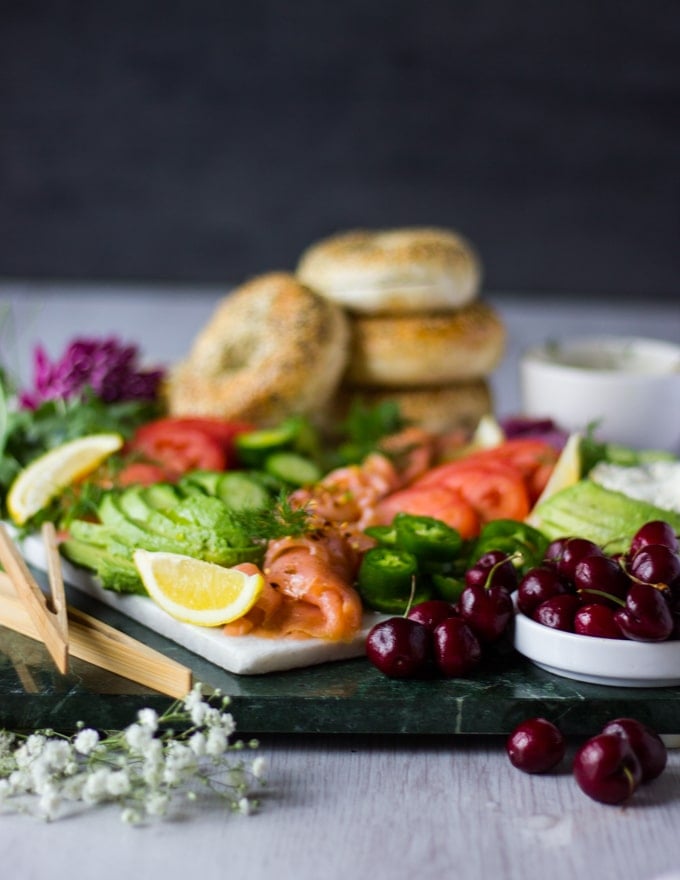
513, 521, 680, 688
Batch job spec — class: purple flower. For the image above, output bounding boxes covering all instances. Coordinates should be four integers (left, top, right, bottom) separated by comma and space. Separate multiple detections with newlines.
20, 337, 165, 409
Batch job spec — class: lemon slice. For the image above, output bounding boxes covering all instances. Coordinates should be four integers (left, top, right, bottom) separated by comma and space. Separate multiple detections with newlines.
7, 433, 124, 525
133, 549, 265, 627
526, 431, 582, 524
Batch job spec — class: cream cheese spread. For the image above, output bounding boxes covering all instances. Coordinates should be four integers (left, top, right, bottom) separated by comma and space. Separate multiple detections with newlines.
590, 461, 680, 515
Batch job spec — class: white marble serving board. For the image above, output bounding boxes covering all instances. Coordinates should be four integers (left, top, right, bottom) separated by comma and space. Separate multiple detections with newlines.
18, 533, 378, 675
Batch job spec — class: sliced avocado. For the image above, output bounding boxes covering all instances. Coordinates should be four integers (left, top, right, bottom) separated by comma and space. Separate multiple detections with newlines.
179, 470, 222, 496
97, 493, 194, 554
142, 482, 183, 510
532, 480, 680, 553
60, 538, 144, 595
68, 519, 113, 547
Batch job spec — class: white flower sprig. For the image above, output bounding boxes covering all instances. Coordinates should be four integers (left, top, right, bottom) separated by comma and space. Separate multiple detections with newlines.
0, 683, 266, 824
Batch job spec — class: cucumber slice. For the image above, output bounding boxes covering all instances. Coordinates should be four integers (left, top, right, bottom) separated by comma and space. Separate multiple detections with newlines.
264, 452, 322, 487
234, 420, 300, 467
215, 472, 271, 511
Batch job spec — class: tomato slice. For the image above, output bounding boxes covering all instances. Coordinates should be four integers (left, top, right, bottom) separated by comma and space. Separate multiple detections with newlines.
412, 459, 531, 523
460, 439, 559, 481
375, 486, 481, 539
116, 462, 173, 487
126, 419, 230, 477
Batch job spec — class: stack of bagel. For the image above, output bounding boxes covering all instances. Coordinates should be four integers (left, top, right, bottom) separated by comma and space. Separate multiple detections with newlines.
296, 227, 506, 434
165, 226, 506, 436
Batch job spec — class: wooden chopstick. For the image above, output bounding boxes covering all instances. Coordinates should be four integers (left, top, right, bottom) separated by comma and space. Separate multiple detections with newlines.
40, 521, 69, 655
0, 572, 193, 699
0, 523, 69, 674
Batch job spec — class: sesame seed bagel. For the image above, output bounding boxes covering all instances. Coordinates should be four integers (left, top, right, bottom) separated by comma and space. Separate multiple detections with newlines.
344, 301, 506, 388
326, 381, 494, 435
296, 227, 481, 315
166, 272, 350, 425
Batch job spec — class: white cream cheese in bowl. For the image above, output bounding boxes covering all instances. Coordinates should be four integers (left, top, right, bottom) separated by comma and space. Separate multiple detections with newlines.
520, 336, 680, 452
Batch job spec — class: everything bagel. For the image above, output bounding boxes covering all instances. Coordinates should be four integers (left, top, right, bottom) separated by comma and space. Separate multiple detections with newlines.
166, 272, 350, 425
343, 301, 506, 387
297, 227, 481, 315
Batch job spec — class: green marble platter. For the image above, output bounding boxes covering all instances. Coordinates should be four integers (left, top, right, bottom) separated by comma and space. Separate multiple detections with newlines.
3, 572, 680, 736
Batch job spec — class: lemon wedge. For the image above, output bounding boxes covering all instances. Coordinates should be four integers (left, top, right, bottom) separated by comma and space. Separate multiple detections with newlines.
471, 414, 506, 449
526, 431, 582, 524
133, 549, 265, 627
7, 433, 124, 525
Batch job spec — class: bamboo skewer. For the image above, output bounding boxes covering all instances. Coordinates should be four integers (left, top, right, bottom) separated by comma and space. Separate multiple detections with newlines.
0, 572, 193, 699
0, 523, 69, 674
41, 521, 69, 647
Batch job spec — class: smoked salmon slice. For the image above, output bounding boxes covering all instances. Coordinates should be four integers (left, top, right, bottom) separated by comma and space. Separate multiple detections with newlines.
223, 526, 363, 641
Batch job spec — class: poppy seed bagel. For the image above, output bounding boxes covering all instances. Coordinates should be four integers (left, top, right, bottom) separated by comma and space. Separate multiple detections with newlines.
296, 227, 481, 315
343, 301, 506, 387
166, 272, 350, 425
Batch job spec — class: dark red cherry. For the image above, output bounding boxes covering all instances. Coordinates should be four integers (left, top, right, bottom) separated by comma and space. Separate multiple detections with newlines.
533, 593, 580, 632
506, 717, 566, 774
407, 599, 457, 632
574, 604, 625, 639
630, 521, 679, 556
517, 566, 568, 617
464, 550, 518, 592
614, 582, 674, 642
574, 554, 630, 606
630, 544, 680, 589
600, 717, 667, 783
554, 538, 604, 583
573, 733, 642, 805
365, 617, 432, 678
458, 583, 513, 644
432, 617, 481, 678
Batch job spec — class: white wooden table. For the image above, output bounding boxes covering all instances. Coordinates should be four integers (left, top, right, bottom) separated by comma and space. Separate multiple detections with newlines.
1, 282, 680, 880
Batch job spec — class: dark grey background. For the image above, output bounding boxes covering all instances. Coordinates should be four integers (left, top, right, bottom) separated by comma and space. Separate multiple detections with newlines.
1, 1, 679, 300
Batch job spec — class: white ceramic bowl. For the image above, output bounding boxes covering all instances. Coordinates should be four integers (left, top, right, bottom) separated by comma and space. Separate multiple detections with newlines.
520, 336, 680, 452
514, 610, 680, 688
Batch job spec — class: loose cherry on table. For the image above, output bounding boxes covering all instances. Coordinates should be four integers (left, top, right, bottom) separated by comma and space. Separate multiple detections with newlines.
365, 617, 432, 679
600, 717, 667, 783
573, 733, 643, 805
506, 718, 566, 774
432, 617, 482, 677
464, 550, 518, 592
407, 599, 458, 632
458, 582, 514, 644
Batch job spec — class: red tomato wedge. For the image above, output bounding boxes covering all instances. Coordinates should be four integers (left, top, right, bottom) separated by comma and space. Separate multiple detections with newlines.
116, 462, 173, 487
413, 438, 558, 508
374, 486, 481, 539
125, 417, 253, 478
414, 461, 531, 523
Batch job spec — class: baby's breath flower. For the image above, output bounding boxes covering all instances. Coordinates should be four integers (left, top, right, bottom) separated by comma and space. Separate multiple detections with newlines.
73, 729, 99, 756
251, 756, 267, 780
205, 728, 228, 757
137, 708, 158, 731
0, 683, 266, 824
124, 722, 153, 755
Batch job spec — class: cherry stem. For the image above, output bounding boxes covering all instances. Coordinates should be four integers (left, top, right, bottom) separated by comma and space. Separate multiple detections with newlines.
577, 588, 626, 608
